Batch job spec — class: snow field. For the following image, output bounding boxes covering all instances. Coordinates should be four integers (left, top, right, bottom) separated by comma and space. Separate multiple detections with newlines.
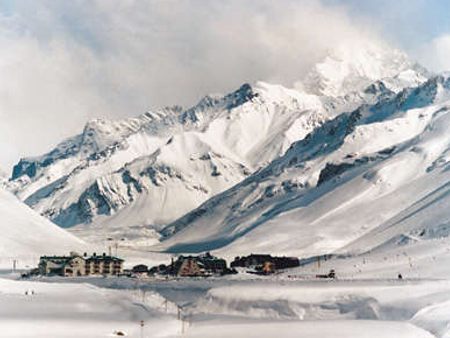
0, 278, 181, 338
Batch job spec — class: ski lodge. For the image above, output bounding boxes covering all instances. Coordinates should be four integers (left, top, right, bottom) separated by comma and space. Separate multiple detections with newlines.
38, 252, 124, 277
170, 252, 228, 277
230, 254, 300, 272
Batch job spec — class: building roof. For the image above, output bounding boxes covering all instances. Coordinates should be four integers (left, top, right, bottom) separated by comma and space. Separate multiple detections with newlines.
86, 255, 124, 262
41, 254, 124, 262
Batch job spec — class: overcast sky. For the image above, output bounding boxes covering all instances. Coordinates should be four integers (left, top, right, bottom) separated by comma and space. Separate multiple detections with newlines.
0, 0, 449, 170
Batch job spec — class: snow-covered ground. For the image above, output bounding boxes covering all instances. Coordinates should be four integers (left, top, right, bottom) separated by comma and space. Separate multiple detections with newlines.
3, 271, 450, 338
184, 321, 433, 338
0, 277, 181, 338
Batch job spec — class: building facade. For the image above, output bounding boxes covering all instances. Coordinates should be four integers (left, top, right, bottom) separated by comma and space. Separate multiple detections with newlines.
38, 254, 86, 277
85, 254, 124, 275
170, 252, 228, 277
231, 254, 300, 272
38, 252, 124, 277
177, 257, 203, 277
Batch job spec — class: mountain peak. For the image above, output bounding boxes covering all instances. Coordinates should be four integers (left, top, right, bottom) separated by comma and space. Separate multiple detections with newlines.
299, 40, 424, 97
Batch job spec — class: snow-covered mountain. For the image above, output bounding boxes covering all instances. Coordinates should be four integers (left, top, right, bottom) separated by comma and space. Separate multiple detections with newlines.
9, 82, 331, 242
7, 41, 430, 249
0, 186, 85, 266
159, 73, 450, 258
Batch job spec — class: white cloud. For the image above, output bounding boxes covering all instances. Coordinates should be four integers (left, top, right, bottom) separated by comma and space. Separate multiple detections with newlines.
0, 0, 383, 170
416, 34, 450, 72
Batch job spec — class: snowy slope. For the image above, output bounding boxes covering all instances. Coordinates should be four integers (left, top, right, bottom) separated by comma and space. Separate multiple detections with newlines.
159, 74, 450, 258
0, 187, 84, 267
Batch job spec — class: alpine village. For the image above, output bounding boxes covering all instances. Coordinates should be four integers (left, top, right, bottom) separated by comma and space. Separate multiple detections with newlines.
23, 251, 315, 279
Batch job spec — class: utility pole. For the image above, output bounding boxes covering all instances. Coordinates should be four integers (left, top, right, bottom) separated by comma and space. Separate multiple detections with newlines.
140, 320, 144, 338
106, 238, 113, 256
181, 318, 186, 335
